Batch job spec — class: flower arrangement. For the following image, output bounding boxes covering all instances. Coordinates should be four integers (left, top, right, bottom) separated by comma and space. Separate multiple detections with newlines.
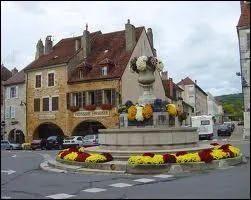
129, 56, 164, 73
100, 104, 113, 110
84, 104, 96, 111
57, 147, 113, 163
142, 104, 153, 119
135, 105, 144, 121
128, 105, 137, 120
127, 144, 241, 165
69, 106, 79, 112
166, 104, 177, 117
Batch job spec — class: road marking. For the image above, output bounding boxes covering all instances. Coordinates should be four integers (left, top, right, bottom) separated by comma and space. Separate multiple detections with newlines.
82, 188, 107, 193
1, 170, 16, 175
153, 174, 175, 179
133, 178, 155, 183
212, 139, 218, 142
109, 183, 133, 188
46, 193, 76, 199
1, 196, 11, 199
11, 154, 16, 158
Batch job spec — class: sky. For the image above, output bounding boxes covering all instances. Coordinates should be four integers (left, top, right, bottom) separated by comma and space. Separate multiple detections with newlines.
1, 1, 242, 96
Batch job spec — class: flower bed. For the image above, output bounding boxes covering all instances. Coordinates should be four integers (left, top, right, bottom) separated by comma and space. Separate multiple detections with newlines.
128, 143, 241, 165
57, 147, 113, 163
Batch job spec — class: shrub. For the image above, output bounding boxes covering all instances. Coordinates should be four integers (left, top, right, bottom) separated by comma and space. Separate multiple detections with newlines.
143, 152, 155, 157
198, 151, 214, 163
176, 151, 188, 156
101, 152, 113, 161
74, 152, 91, 162
163, 153, 176, 163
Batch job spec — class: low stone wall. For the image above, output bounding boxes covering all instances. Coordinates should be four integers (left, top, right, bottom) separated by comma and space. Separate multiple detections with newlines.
98, 127, 199, 151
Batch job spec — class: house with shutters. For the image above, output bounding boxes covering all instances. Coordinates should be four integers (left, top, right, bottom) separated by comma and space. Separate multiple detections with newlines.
3, 69, 26, 143
24, 20, 166, 142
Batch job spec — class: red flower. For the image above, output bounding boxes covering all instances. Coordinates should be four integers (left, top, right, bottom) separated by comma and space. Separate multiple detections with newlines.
101, 152, 113, 161
219, 144, 231, 150
176, 151, 188, 156
84, 105, 96, 111
68, 147, 79, 152
74, 152, 91, 162
143, 153, 155, 157
198, 151, 214, 163
60, 151, 70, 159
100, 104, 113, 110
163, 154, 176, 163
202, 148, 213, 153
210, 143, 219, 146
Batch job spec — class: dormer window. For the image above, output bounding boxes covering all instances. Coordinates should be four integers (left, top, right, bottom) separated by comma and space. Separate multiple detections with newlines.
101, 66, 107, 76
79, 69, 84, 79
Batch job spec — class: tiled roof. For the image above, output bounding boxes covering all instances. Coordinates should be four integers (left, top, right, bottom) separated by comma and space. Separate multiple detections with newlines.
177, 77, 208, 96
1, 65, 12, 81
237, 1, 250, 27
24, 31, 102, 71
3, 69, 25, 86
25, 26, 145, 83
68, 27, 144, 82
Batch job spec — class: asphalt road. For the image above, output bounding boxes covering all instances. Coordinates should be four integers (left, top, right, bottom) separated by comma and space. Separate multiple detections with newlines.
1, 125, 250, 199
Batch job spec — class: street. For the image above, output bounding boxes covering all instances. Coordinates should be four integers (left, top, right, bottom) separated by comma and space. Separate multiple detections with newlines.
1, 125, 250, 199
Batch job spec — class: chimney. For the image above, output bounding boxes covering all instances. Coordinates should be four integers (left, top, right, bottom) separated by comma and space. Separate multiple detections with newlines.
161, 71, 168, 80
35, 39, 44, 60
75, 39, 80, 51
125, 19, 136, 51
11, 67, 18, 75
169, 78, 174, 98
82, 24, 91, 58
195, 80, 197, 85
147, 28, 153, 48
44, 35, 53, 55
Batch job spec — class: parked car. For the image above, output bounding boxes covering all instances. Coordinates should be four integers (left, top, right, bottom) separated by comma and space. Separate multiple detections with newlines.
83, 134, 99, 147
31, 139, 47, 150
63, 136, 85, 148
217, 124, 232, 136
223, 122, 235, 132
1, 140, 22, 150
45, 135, 64, 150
237, 121, 244, 126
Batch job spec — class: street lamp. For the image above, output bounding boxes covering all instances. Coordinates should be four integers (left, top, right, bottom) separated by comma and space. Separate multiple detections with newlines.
20, 100, 27, 106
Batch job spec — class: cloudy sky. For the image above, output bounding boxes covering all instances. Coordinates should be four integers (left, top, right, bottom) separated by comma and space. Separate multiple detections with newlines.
1, 1, 242, 96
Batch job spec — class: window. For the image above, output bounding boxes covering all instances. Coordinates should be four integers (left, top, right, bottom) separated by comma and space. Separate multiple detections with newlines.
104, 89, 112, 104
34, 98, 40, 112
101, 67, 107, 76
79, 69, 84, 78
52, 97, 59, 111
201, 120, 210, 125
48, 73, 54, 87
5, 106, 10, 119
10, 86, 17, 98
247, 33, 250, 50
88, 91, 95, 105
10, 106, 15, 119
35, 75, 41, 88
43, 97, 49, 111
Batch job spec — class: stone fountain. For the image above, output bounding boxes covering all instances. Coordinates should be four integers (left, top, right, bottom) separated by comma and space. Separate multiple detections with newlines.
85, 56, 211, 160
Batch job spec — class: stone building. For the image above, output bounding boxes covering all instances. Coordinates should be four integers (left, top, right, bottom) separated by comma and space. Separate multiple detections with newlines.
1, 65, 14, 139
23, 20, 166, 142
177, 77, 208, 116
237, 1, 250, 139
3, 70, 26, 143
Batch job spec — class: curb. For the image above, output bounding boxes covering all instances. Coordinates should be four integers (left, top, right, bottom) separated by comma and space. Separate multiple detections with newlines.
43, 154, 247, 175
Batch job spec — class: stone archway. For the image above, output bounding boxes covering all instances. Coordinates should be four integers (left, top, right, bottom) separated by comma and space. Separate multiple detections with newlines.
72, 120, 106, 137
34, 122, 64, 139
8, 129, 25, 144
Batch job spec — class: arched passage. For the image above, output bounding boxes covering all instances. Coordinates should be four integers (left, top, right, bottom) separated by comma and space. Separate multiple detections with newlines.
72, 120, 106, 136
34, 122, 64, 139
8, 129, 25, 144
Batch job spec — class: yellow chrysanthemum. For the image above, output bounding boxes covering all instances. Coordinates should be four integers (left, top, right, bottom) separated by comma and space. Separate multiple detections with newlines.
85, 154, 107, 163
63, 152, 78, 161
211, 149, 228, 160
176, 153, 201, 163
166, 104, 177, 116
128, 105, 137, 121
229, 146, 241, 157
142, 104, 153, 119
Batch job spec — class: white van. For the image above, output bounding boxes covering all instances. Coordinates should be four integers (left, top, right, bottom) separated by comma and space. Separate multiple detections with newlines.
191, 115, 214, 140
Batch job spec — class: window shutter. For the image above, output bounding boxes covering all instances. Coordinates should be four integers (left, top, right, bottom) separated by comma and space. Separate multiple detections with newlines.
43, 98, 49, 111
94, 90, 102, 106
16, 86, 19, 98
66, 93, 70, 109
52, 97, 59, 111
5, 106, 10, 119
6, 87, 10, 99
78, 92, 82, 108
82, 92, 86, 107
11, 106, 15, 119
111, 89, 116, 105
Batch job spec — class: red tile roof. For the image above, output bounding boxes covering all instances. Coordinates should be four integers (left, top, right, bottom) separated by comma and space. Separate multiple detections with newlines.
25, 26, 145, 83
177, 77, 208, 96
3, 70, 25, 86
68, 27, 144, 82
237, 1, 250, 27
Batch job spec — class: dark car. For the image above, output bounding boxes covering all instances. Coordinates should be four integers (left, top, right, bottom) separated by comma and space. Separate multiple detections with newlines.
45, 135, 64, 150
237, 121, 244, 126
217, 124, 232, 136
223, 122, 235, 132
31, 139, 47, 150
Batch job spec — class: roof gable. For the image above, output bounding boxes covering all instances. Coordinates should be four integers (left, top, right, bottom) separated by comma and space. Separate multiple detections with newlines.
3, 70, 25, 86
237, 1, 250, 27
1, 65, 12, 81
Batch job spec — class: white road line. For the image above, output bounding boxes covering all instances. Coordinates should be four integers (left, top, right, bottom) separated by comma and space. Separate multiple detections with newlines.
133, 178, 155, 183
82, 188, 107, 193
109, 183, 133, 188
153, 174, 174, 179
1, 170, 16, 175
212, 139, 218, 142
11, 154, 16, 158
46, 193, 76, 199
1, 196, 11, 199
